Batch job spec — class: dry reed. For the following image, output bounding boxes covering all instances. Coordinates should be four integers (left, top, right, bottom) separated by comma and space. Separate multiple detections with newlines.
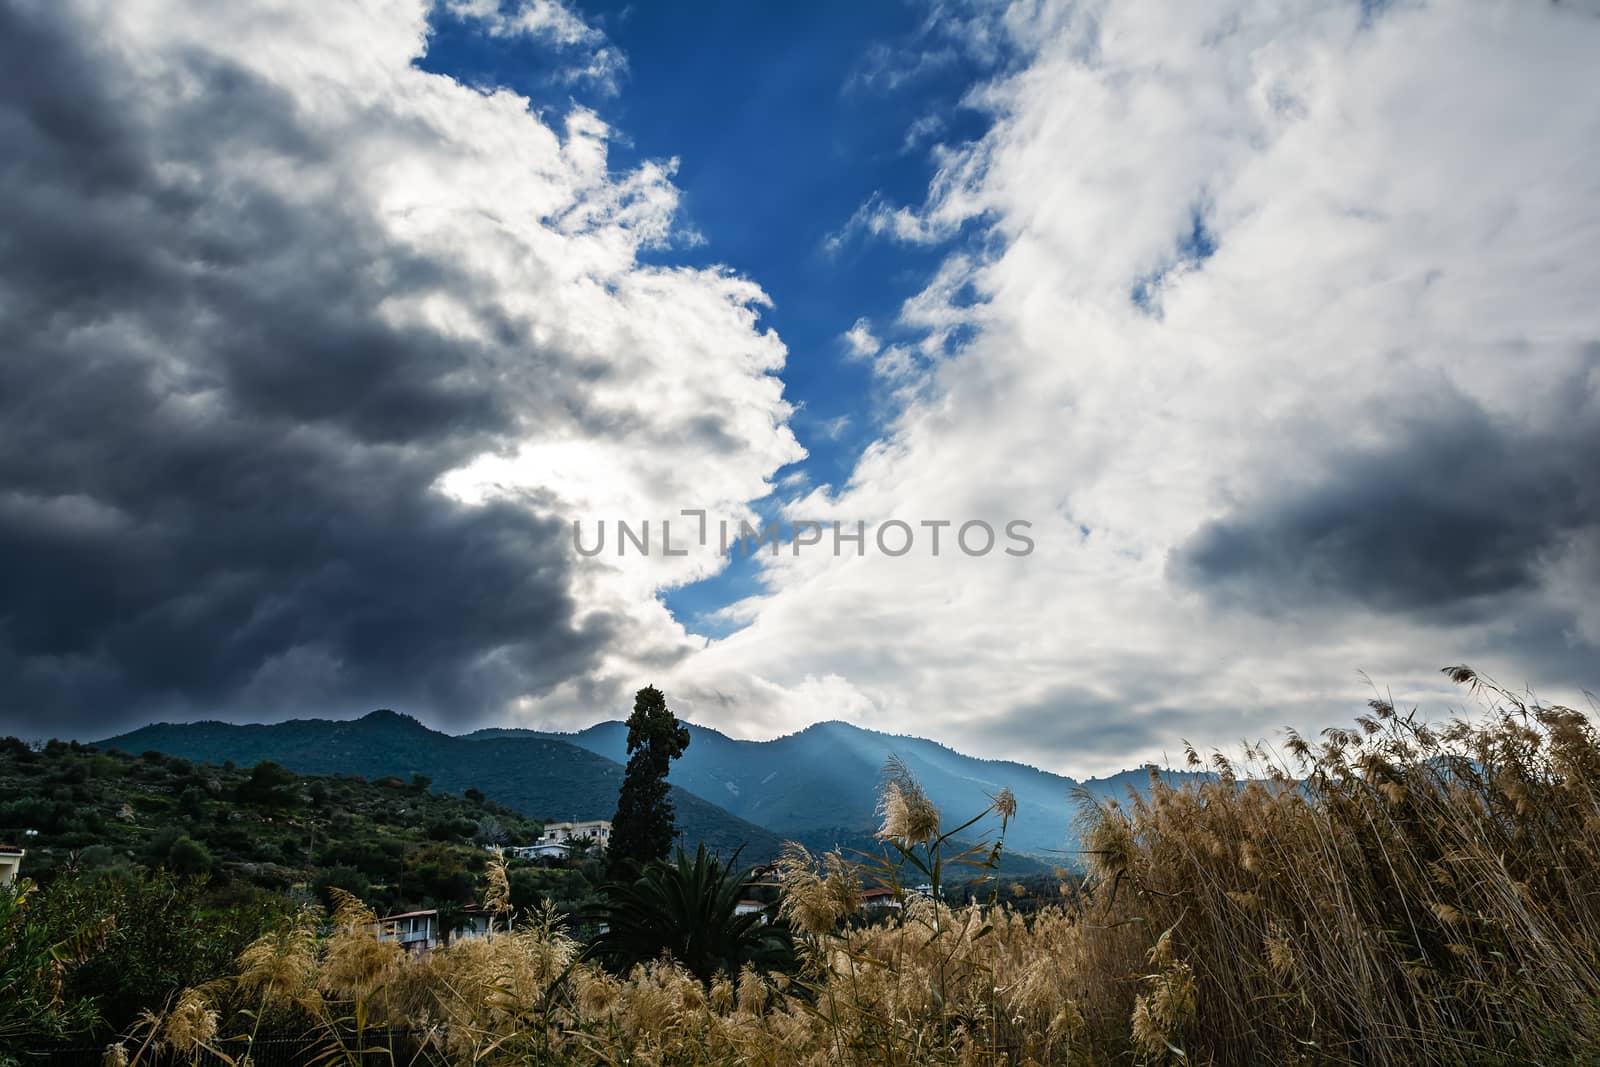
120, 667, 1600, 1065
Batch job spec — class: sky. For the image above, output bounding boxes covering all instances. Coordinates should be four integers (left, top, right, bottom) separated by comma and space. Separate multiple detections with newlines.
1, 0, 1598, 775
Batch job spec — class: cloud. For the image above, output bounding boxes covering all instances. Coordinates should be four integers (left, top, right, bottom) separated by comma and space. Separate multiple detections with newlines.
652, 0, 1600, 775
825, 181, 986, 253
841, 318, 881, 359
0, 0, 798, 737
1170, 389, 1600, 619
983, 683, 1227, 765
844, 42, 962, 96
6, 0, 1597, 778
843, 1, 1014, 96
815, 415, 853, 442
443, 0, 627, 94
901, 114, 946, 153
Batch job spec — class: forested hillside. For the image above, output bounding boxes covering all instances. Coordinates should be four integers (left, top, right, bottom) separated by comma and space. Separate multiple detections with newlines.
102, 710, 786, 861
474, 718, 1210, 861
0, 734, 545, 914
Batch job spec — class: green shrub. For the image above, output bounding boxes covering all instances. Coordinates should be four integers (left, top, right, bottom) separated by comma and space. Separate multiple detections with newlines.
166, 836, 213, 877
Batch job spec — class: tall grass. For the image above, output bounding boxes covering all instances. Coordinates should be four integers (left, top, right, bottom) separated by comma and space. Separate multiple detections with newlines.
1075, 666, 1600, 1064
114, 667, 1600, 1065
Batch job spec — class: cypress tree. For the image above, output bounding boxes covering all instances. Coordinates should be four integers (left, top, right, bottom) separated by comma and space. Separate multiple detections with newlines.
608, 685, 690, 877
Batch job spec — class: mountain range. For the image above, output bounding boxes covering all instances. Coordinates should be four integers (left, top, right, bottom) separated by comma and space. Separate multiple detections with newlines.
103, 712, 1206, 870
466, 720, 1206, 860
102, 711, 784, 861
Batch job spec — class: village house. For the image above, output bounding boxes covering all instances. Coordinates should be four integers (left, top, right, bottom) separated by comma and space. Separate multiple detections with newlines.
375, 905, 498, 955
540, 819, 612, 848
505, 841, 565, 861
0, 845, 24, 886
733, 898, 770, 923
861, 887, 902, 913
506, 818, 611, 861
376, 909, 439, 953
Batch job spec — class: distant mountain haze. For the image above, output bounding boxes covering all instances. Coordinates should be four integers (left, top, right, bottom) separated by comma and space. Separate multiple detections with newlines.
100, 710, 1206, 871
467, 719, 1210, 861
101, 711, 785, 862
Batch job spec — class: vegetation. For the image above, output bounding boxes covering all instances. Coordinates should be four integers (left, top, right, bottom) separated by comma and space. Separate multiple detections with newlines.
0, 879, 99, 1060
608, 685, 692, 877
0, 738, 542, 909
1068, 666, 1600, 1064
508, 862, 606, 924
468, 717, 1162, 862
0, 739, 550, 1044
28, 870, 293, 1046
589, 844, 791, 982
102, 709, 785, 862
13, 667, 1600, 1065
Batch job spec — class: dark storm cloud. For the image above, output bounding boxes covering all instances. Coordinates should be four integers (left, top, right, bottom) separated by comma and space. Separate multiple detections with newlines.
1168, 385, 1600, 634
0, 3, 623, 737
986, 683, 1208, 763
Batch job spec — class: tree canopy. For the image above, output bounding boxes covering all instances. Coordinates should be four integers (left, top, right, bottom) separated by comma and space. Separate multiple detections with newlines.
607, 685, 690, 877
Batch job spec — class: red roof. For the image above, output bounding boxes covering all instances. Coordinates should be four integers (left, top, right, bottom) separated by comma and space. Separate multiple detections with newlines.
861, 887, 897, 900
0, 845, 24, 855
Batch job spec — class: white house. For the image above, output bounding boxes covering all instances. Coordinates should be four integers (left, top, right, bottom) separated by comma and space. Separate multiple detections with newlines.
733, 899, 770, 923
376, 906, 501, 954
376, 909, 440, 954
0, 845, 23, 886
539, 819, 611, 848
452, 907, 496, 942
506, 819, 611, 861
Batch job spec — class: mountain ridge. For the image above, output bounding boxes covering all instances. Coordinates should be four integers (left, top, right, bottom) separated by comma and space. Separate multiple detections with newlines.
461, 717, 1211, 859
101, 710, 1207, 871
100, 712, 786, 862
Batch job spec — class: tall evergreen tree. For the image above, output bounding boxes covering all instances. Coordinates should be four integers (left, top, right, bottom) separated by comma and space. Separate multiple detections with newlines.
608, 685, 690, 877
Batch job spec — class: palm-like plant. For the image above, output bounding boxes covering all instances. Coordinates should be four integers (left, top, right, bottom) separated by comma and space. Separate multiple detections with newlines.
0, 879, 102, 1056
588, 844, 789, 982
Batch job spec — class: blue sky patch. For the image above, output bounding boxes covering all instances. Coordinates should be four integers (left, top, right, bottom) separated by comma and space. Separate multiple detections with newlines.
419, 1, 1009, 636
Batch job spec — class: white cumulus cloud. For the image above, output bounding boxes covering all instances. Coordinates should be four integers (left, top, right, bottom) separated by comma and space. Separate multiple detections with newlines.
651, 0, 1600, 774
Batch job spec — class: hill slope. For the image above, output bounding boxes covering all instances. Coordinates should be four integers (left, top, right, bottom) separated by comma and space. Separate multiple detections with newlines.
0, 736, 541, 910
466, 719, 1210, 860
101, 711, 785, 862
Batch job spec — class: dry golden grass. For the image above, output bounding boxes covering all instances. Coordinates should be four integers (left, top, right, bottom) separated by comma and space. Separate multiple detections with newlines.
121, 667, 1600, 1066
